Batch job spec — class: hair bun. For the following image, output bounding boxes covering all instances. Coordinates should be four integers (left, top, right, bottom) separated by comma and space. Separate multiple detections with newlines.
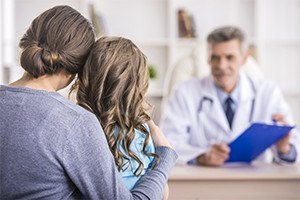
20, 39, 61, 78
20, 41, 46, 78
19, 5, 95, 78
41, 47, 60, 72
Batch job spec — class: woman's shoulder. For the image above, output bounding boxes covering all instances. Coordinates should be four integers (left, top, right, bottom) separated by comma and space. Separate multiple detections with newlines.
48, 94, 99, 128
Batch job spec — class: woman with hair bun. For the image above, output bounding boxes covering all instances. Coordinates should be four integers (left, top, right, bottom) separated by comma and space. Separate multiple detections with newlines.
0, 5, 177, 200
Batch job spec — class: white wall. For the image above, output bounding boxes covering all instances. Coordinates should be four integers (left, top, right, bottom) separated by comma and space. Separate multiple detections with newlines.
1, 0, 15, 84
1, 0, 299, 126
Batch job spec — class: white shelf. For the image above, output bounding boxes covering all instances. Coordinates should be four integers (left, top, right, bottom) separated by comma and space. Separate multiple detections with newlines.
265, 39, 300, 46
174, 38, 200, 47
135, 38, 169, 47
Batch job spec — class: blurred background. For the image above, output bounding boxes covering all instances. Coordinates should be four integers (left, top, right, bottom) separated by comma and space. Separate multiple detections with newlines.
0, 0, 299, 126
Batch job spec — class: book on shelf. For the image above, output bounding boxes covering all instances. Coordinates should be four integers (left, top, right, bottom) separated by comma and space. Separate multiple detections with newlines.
177, 9, 197, 38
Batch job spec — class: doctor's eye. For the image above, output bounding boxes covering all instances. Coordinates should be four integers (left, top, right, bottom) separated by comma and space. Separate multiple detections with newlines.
226, 55, 235, 61
210, 55, 220, 63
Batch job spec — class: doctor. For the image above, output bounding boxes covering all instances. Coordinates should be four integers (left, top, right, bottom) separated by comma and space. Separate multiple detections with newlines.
161, 26, 298, 166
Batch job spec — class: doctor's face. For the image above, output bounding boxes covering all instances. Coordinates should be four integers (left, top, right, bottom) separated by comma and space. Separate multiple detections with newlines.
208, 39, 247, 93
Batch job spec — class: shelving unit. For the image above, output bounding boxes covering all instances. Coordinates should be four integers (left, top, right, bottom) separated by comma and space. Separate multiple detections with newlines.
1, 0, 299, 125
98, 0, 300, 124
258, 0, 300, 125
96, 0, 258, 97
98, 0, 170, 98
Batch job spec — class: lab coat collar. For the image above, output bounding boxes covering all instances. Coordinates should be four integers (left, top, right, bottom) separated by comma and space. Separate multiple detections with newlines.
239, 71, 256, 103
215, 79, 240, 111
201, 75, 216, 100
204, 71, 254, 102
201, 71, 256, 134
202, 75, 231, 133
231, 71, 256, 135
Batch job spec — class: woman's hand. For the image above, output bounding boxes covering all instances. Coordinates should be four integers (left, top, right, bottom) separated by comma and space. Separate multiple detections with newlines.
148, 120, 172, 148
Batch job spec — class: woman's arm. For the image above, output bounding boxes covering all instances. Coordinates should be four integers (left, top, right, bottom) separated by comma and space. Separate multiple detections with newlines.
63, 113, 177, 200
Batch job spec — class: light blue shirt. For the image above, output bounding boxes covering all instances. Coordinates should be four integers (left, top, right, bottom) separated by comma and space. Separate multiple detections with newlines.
215, 77, 241, 114
114, 124, 155, 190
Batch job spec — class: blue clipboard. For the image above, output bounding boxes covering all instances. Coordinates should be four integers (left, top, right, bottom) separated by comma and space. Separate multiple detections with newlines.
227, 123, 294, 163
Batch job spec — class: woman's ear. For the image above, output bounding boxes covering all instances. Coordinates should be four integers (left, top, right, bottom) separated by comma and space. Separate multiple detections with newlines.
65, 73, 76, 86
56, 70, 76, 90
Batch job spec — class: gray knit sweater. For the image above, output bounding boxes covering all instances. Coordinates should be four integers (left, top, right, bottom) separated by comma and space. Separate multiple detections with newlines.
0, 85, 178, 200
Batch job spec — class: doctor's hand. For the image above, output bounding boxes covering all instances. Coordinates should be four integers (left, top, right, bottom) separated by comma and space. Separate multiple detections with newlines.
148, 120, 172, 149
197, 144, 230, 166
272, 114, 292, 154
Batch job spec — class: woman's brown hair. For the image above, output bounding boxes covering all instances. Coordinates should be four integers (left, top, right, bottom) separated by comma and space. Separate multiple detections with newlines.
19, 5, 95, 78
75, 36, 159, 175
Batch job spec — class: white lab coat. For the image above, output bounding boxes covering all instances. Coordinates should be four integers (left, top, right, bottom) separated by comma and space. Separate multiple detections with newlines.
161, 71, 298, 164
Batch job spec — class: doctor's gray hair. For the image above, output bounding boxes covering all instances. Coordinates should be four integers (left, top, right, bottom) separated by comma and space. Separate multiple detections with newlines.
207, 26, 248, 52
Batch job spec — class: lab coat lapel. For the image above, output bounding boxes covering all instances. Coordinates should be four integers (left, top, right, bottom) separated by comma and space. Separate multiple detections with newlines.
231, 72, 256, 138
202, 76, 231, 133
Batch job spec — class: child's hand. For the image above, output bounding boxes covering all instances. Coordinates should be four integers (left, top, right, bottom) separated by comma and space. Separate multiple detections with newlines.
148, 120, 172, 148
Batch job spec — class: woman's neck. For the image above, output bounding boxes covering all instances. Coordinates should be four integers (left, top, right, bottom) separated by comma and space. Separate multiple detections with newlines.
10, 73, 62, 92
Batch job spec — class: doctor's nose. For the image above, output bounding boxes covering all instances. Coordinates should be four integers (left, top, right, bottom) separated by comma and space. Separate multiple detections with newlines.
218, 58, 228, 69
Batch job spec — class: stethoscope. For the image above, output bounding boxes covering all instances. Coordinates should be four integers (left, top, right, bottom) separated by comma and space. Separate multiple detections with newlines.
196, 75, 257, 142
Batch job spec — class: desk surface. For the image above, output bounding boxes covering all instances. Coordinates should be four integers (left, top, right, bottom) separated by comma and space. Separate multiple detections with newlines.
169, 162, 300, 180
168, 163, 300, 200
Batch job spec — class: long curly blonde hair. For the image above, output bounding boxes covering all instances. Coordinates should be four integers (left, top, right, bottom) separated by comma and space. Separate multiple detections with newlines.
74, 36, 159, 175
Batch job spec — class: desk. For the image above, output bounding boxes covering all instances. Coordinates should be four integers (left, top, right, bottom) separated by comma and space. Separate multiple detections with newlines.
168, 163, 300, 200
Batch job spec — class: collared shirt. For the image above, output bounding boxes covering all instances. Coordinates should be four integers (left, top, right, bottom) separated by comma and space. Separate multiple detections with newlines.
114, 124, 155, 190
214, 77, 241, 115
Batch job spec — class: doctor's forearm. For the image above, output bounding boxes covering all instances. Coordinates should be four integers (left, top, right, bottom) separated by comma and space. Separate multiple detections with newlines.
276, 143, 291, 154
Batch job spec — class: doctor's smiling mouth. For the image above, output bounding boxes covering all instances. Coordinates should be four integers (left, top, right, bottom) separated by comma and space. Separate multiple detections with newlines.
212, 69, 233, 77
212, 69, 236, 81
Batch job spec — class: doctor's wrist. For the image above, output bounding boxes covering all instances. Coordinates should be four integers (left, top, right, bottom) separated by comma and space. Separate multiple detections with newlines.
276, 143, 291, 154
197, 154, 205, 165
197, 154, 210, 166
